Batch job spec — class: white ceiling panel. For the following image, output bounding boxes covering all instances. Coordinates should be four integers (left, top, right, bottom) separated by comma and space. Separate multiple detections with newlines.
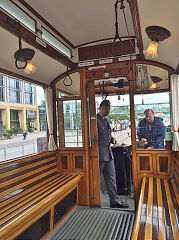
0, 28, 67, 85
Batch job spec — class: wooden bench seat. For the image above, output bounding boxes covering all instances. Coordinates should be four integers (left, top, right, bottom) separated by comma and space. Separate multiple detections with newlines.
131, 177, 179, 240
0, 152, 81, 240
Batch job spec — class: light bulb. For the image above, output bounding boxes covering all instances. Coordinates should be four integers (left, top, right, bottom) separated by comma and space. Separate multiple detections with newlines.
143, 41, 159, 58
150, 82, 157, 89
24, 61, 36, 74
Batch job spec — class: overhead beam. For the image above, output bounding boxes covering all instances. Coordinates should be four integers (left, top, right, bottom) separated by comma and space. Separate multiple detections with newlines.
128, 0, 144, 58
0, 9, 77, 69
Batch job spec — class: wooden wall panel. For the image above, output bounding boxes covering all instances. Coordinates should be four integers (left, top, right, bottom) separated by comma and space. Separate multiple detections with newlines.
78, 39, 135, 61
137, 154, 153, 173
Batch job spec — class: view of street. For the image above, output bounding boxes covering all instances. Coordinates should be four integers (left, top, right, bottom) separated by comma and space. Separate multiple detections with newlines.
0, 131, 46, 162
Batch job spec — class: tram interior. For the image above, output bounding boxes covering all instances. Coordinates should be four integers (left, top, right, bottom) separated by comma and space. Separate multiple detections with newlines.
0, 0, 179, 240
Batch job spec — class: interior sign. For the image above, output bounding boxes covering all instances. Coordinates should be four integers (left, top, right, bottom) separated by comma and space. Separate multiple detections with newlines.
99, 59, 113, 64
88, 65, 106, 72
78, 61, 94, 67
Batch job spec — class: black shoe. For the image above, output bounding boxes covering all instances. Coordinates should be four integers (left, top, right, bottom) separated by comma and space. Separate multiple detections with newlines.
110, 202, 129, 208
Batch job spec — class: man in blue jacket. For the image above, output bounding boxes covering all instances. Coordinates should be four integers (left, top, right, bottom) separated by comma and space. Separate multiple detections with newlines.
137, 109, 166, 149
97, 99, 128, 208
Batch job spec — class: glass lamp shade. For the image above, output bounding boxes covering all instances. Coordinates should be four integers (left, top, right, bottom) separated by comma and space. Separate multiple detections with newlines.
150, 82, 157, 89
143, 41, 159, 58
24, 61, 36, 74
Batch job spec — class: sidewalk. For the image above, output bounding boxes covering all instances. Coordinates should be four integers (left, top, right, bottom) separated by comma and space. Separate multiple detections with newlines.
0, 131, 46, 146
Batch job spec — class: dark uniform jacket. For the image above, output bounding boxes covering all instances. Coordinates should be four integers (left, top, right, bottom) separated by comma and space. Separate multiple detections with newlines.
97, 113, 114, 161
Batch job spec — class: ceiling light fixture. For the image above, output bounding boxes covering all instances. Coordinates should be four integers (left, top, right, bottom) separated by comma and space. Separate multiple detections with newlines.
144, 26, 171, 58
150, 76, 162, 89
14, 26, 36, 74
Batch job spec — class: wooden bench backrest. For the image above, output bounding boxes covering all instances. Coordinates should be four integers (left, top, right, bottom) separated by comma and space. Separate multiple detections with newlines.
131, 177, 179, 240
0, 152, 57, 201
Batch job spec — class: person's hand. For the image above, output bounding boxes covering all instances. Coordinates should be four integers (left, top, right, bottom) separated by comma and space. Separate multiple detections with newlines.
112, 138, 117, 145
147, 146, 153, 150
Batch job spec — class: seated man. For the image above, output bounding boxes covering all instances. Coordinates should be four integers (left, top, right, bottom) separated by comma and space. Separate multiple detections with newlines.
137, 109, 166, 149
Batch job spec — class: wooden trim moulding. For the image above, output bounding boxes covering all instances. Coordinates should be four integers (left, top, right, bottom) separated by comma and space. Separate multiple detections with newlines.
175, 63, 179, 74
134, 59, 175, 73
75, 36, 136, 48
18, 0, 74, 48
56, 96, 81, 101
128, 0, 144, 56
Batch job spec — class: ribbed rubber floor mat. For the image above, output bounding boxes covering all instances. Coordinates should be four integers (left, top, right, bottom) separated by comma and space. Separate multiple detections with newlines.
47, 206, 135, 240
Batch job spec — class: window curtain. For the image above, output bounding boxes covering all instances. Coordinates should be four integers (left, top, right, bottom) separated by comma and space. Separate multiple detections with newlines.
171, 74, 179, 151
45, 87, 56, 151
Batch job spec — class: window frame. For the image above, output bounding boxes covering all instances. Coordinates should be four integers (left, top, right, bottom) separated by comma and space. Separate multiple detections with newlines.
0, 0, 37, 32
41, 26, 72, 58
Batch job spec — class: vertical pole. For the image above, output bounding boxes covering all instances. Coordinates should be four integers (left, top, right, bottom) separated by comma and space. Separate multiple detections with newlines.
22, 143, 24, 155
128, 60, 138, 208
4, 148, 6, 160
33, 141, 35, 152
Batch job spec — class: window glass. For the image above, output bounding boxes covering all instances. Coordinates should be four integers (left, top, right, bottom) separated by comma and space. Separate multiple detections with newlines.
136, 64, 169, 91
62, 100, 82, 147
0, 76, 47, 162
134, 92, 170, 150
0, 0, 36, 32
96, 94, 131, 146
42, 27, 71, 58
0, 75, 5, 102
9, 78, 22, 103
24, 83, 35, 105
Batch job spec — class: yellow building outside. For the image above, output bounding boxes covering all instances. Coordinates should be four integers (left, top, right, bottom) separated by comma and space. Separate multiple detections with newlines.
0, 74, 40, 133
0, 102, 39, 131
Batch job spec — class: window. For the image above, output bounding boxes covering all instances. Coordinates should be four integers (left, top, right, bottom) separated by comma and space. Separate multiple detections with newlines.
0, 75, 5, 102
9, 78, 22, 103
0, 110, 3, 133
0, 0, 36, 32
134, 92, 170, 150
58, 100, 83, 147
10, 110, 20, 129
42, 27, 71, 58
39, 105, 46, 131
24, 83, 35, 105
0, 81, 47, 162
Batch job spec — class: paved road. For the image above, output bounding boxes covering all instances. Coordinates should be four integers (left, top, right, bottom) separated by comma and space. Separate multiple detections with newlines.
0, 131, 46, 162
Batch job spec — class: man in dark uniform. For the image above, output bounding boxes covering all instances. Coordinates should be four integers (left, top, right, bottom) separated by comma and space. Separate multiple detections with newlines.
97, 99, 129, 208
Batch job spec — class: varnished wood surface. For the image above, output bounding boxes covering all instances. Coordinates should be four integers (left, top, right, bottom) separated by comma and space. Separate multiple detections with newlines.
131, 177, 179, 240
0, 152, 81, 240
174, 154, 179, 186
